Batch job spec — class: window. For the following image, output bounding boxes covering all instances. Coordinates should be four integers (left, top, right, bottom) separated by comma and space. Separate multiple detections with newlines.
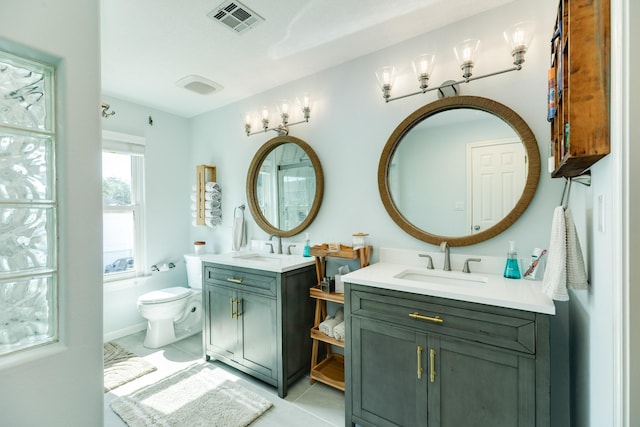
102, 131, 145, 282
0, 50, 57, 356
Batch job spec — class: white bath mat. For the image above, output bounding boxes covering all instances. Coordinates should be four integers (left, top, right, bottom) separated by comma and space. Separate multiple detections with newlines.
104, 342, 157, 393
110, 363, 273, 427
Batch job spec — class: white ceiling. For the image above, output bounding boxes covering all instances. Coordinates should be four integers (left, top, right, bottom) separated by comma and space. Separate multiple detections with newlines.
100, 0, 514, 118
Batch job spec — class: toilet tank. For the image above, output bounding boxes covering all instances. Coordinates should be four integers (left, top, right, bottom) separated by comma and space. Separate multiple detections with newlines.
184, 254, 203, 289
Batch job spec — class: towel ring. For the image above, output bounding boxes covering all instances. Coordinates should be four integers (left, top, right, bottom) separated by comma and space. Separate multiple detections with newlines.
234, 204, 245, 218
560, 171, 592, 209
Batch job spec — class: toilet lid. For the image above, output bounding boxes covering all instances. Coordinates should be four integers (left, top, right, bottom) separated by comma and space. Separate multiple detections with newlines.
138, 287, 191, 304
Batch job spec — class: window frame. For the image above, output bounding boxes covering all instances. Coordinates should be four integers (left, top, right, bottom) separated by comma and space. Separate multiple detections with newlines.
102, 130, 146, 284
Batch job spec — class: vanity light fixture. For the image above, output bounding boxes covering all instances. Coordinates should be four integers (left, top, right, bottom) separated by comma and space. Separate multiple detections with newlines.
244, 93, 312, 136
376, 21, 535, 103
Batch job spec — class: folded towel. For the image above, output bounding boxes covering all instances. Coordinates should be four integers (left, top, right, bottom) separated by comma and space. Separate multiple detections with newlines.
319, 316, 340, 337
205, 208, 222, 218
333, 321, 345, 341
205, 182, 221, 192
565, 208, 588, 290
205, 191, 222, 202
542, 206, 568, 301
232, 216, 245, 251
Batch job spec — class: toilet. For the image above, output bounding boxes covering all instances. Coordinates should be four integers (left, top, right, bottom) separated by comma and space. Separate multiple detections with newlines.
137, 254, 203, 348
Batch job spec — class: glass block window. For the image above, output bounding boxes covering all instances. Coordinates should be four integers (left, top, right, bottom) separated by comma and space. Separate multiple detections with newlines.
0, 50, 57, 356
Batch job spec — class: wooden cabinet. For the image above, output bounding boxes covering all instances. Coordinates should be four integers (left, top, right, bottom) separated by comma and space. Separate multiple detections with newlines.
308, 244, 371, 391
203, 262, 315, 398
549, 0, 610, 178
344, 283, 550, 427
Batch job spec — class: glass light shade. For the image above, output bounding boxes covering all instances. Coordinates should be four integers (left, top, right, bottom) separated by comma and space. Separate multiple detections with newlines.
261, 107, 270, 121
244, 112, 253, 126
297, 93, 313, 111
453, 39, 480, 66
277, 99, 290, 117
504, 21, 535, 54
375, 66, 396, 89
412, 54, 436, 79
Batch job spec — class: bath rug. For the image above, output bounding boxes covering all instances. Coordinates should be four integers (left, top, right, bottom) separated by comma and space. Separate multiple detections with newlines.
110, 363, 273, 427
104, 342, 157, 392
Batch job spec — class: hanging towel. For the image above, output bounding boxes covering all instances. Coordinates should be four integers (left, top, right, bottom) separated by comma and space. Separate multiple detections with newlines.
565, 208, 588, 290
232, 216, 245, 251
542, 206, 568, 301
333, 321, 345, 341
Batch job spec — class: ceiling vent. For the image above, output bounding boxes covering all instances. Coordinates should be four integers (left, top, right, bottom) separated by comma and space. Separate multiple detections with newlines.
176, 75, 224, 95
207, 1, 264, 34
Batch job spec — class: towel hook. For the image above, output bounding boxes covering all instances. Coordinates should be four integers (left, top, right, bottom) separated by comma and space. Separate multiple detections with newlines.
560, 171, 591, 209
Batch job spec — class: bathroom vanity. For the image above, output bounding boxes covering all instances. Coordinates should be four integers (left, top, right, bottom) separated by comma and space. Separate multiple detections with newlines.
342, 249, 555, 427
201, 253, 315, 398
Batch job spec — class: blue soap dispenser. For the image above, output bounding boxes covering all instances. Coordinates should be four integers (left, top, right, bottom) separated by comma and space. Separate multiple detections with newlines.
503, 241, 521, 279
303, 233, 311, 257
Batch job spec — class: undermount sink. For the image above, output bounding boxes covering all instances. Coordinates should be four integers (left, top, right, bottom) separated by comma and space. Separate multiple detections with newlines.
201, 251, 315, 273
232, 252, 288, 262
393, 268, 488, 286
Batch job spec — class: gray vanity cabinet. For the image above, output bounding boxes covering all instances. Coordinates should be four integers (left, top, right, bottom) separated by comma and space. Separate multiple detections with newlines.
345, 282, 550, 427
203, 262, 315, 398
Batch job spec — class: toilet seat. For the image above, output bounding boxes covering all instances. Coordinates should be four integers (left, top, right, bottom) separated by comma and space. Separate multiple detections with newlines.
138, 287, 192, 304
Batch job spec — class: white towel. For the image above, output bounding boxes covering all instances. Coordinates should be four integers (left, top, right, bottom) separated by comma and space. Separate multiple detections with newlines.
205, 217, 221, 227
565, 208, 588, 290
205, 208, 222, 218
333, 321, 345, 341
232, 216, 245, 251
542, 206, 568, 301
333, 307, 344, 322
205, 191, 222, 202
319, 316, 340, 337
205, 182, 221, 192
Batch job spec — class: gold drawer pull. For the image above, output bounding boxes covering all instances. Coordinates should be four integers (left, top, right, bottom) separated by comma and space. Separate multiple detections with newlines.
227, 277, 243, 284
430, 348, 436, 383
230, 299, 236, 318
417, 346, 424, 379
409, 312, 444, 324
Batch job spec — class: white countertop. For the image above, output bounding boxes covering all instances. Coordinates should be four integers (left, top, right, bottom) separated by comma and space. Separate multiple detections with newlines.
341, 248, 556, 315
200, 252, 315, 273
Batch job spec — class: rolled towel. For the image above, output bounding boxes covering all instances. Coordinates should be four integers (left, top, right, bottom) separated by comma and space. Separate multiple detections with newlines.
205, 208, 222, 218
206, 200, 221, 209
205, 191, 222, 202
205, 217, 221, 227
205, 182, 221, 192
333, 321, 345, 341
190, 192, 197, 202
318, 316, 340, 337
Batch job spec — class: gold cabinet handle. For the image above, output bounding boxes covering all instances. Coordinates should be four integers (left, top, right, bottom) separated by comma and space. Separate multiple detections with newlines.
235, 299, 242, 317
430, 348, 436, 383
230, 299, 237, 318
409, 312, 444, 324
227, 277, 243, 284
417, 346, 424, 379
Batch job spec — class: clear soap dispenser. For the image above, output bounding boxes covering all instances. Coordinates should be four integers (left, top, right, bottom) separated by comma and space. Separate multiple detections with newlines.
503, 241, 521, 279
303, 233, 311, 257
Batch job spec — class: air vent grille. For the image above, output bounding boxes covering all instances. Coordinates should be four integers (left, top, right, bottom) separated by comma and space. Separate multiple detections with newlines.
207, 1, 264, 34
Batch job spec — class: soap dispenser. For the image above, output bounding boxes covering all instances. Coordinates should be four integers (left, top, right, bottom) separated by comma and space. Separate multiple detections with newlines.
503, 241, 521, 279
303, 233, 311, 257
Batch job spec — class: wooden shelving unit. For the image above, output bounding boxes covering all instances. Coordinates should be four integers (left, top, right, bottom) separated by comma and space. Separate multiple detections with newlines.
308, 244, 372, 391
549, 0, 610, 178
195, 164, 216, 225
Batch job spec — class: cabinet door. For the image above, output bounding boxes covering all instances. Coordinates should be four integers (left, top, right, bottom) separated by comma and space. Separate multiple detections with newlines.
429, 336, 536, 427
205, 285, 238, 359
238, 291, 277, 379
351, 317, 428, 427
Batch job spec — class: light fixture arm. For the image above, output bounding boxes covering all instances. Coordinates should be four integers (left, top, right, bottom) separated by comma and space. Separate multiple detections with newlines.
245, 117, 310, 137
383, 64, 522, 103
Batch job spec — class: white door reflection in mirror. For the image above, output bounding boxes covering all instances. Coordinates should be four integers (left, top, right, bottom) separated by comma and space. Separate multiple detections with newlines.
468, 139, 526, 234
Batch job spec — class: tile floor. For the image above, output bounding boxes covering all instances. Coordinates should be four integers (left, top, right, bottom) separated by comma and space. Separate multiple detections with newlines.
104, 331, 345, 427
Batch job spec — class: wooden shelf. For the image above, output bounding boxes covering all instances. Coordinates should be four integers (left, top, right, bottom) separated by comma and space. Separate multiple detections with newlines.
309, 244, 372, 392
310, 286, 344, 304
311, 326, 345, 348
549, 0, 610, 178
310, 354, 345, 391
195, 165, 217, 225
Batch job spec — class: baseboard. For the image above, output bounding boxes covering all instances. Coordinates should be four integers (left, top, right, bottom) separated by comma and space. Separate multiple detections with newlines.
103, 322, 147, 342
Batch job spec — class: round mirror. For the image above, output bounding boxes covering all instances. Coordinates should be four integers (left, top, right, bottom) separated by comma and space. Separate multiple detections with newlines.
378, 96, 540, 246
247, 135, 324, 237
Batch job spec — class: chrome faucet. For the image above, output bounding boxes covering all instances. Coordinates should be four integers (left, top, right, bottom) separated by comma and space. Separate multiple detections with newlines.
269, 234, 283, 254
440, 241, 451, 271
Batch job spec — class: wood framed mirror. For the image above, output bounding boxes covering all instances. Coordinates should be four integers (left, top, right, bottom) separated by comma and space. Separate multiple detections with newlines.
378, 96, 540, 247
246, 135, 324, 237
